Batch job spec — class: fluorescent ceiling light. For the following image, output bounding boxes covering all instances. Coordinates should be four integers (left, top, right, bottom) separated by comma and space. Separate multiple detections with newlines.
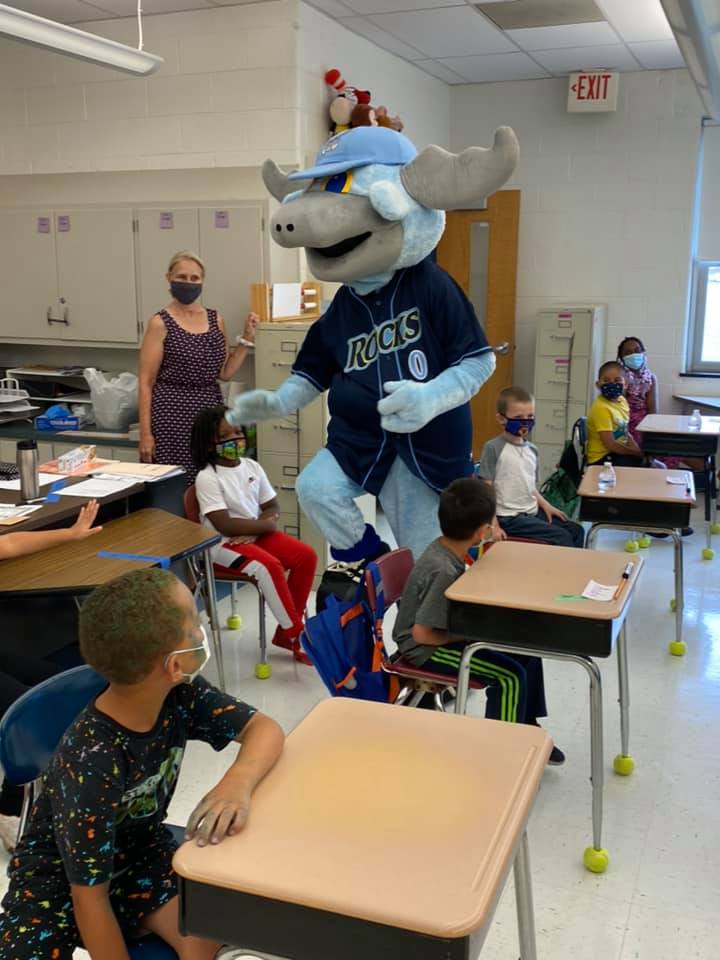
0, 3, 163, 77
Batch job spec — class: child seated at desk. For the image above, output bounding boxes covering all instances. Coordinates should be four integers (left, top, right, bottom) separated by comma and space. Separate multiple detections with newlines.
586, 360, 646, 467
476, 386, 585, 548
192, 405, 317, 665
392, 478, 564, 764
0, 567, 284, 960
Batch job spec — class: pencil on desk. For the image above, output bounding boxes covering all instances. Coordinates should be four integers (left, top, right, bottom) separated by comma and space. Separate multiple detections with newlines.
612, 562, 634, 601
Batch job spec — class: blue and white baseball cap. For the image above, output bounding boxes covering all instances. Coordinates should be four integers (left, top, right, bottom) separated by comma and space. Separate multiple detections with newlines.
288, 127, 417, 181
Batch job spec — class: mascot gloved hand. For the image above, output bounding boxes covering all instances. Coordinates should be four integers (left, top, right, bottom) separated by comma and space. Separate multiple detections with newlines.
229, 125, 518, 562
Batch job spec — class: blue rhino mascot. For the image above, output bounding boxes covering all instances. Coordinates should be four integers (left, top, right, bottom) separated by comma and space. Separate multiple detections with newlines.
229, 125, 519, 562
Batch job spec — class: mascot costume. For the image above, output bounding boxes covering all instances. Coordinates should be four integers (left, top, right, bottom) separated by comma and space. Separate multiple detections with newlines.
229, 125, 518, 563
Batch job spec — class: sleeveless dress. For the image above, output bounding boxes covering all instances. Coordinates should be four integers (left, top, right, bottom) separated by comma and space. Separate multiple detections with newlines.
151, 308, 225, 483
623, 363, 681, 467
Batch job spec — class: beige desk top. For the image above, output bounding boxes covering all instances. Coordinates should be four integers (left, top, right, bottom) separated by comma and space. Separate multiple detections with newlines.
578, 466, 696, 504
173, 698, 551, 939
638, 414, 720, 436
446, 541, 642, 621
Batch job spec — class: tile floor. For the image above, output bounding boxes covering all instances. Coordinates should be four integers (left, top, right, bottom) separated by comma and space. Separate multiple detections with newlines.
3, 512, 720, 959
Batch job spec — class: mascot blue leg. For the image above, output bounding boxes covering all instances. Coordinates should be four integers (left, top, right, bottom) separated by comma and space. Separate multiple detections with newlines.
378, 458, 440, 560
296, 449, 386, 562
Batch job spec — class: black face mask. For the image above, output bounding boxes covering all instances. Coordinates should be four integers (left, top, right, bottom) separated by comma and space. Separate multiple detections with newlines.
170, 281, 202, 305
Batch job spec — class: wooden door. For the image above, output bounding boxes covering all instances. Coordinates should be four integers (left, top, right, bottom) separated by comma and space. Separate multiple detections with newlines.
436, 190, 520, 459
0, 209, 60, 340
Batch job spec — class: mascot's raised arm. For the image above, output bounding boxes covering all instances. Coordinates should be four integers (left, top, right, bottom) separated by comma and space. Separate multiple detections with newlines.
229, 125, 518, 563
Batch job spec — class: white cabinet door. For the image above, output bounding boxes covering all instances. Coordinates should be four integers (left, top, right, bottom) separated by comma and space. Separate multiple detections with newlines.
135, 208, 200, 337
55, 209, 138, 344
198, 205, 265, 342
0, 209, 60, 339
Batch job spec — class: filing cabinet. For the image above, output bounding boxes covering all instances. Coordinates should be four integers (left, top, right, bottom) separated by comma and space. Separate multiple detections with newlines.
533, 306, 607, 482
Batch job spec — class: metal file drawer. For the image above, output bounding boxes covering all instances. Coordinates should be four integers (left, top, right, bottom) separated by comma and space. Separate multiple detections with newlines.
258, 452, 301, 515
256, 414, 300, 460
534, 401, 585, 444
537, 442, 563, 483
534, 355, 588, 404
536, 310, 592, 357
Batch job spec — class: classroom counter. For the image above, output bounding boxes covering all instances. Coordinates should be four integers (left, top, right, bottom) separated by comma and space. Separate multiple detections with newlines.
0, 421, 139, 450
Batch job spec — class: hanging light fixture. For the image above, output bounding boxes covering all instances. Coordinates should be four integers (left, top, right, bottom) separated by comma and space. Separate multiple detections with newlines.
0, 3, 163, 77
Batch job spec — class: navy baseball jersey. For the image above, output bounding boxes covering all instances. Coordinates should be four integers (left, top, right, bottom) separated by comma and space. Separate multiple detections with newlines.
292, 258, 491, 495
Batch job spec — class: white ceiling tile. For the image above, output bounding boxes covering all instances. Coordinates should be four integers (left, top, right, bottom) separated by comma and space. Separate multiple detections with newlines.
628, 39, 686, 70
595, 0, 674, 43
342, 0, 459, 13
413, 58, 466, 83
439, 51, 550, 82
90, 0, 213, 13
532, 43, 642, 74
336, 16, 425, 59
507, 22, 620, 52
9, 0, 113, 21
303, 0, 357, 18
367, 7, 517, 59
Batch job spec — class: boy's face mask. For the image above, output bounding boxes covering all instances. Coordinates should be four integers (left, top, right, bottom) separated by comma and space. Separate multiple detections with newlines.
215, 436, 246, 461
622, 353, 645, 371
600, 382, 624, 401
166, 625, 212, 684
504, 416, 535, 438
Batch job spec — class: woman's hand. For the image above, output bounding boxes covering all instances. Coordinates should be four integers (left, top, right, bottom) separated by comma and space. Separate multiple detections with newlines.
242, 312, 259, 343
139, 435, 155, 463
71, 500, 102, 539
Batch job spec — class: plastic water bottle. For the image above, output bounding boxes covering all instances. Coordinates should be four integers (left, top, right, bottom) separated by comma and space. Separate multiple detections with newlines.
688, 408, 702, 431
598, 458, 616, 492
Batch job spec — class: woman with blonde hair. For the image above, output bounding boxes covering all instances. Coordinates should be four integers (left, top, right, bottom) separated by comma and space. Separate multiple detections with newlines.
138, 251, 257, 481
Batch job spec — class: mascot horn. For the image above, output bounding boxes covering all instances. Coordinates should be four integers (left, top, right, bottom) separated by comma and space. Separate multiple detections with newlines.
229, 125, 519, 562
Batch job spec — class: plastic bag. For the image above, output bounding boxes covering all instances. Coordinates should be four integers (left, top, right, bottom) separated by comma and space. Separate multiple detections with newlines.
84, 368, 138, 432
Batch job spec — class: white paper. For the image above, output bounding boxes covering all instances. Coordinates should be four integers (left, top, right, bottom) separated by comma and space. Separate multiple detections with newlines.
666, 476, 689, 485
0, 472, 66, 490
581, 580, 617, 602
0, 504, 43, 524
271, 282, 302, 319
56, 477, 139, 498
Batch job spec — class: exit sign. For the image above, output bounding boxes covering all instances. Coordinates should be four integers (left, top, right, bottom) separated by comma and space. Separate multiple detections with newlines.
568, 71, 619, 112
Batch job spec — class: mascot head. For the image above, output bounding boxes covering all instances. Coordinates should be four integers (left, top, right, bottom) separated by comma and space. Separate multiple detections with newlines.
262, 126, 518, 294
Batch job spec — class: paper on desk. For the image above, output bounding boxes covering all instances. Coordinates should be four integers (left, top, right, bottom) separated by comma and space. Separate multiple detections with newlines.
0, 504, 43, 525
666, 476, 689, 485
581, 580, 616, 602
0, 472, 66, 490
56, 476, 139, 499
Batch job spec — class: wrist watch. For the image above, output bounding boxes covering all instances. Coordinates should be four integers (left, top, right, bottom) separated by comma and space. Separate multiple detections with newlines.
236, 336, 255, 349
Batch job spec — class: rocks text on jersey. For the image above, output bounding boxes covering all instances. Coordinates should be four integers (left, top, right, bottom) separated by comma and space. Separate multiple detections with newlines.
344, 308, 422, 373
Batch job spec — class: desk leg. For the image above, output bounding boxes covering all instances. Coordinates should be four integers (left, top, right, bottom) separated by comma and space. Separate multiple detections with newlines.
513, 831, 537, 960
202, 548, 226, 692
613, 624, 634, 778
669, 532, 686, 656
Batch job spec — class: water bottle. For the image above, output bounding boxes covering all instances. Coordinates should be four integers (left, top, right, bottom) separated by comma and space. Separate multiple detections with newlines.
598, 458, 616, 492
688, 408, 702, 431
16, 439, 39, 502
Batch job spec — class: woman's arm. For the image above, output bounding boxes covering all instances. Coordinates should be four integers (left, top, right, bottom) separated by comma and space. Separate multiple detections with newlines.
218, 313, 258, 382
0, 501, 101, 560
137, 315, 167, 463
646, 374, 659, 415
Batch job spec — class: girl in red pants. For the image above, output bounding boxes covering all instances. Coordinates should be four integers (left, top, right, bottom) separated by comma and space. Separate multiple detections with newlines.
192, 405, 317, 664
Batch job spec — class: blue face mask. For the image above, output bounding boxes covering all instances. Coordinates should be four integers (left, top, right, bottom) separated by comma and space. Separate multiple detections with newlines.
622, 353, 645, 371
504, 417, 535, 437
601, 382, 624, 401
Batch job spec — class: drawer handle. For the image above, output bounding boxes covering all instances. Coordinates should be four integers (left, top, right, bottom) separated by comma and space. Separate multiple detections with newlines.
272, 361, 294, 368
283, 526, 300, 536
550, 334, 572, 340
548, 378, 569, 384
544, 424, 564, 431
273, 424, 299, 432
278, 484, 296, 491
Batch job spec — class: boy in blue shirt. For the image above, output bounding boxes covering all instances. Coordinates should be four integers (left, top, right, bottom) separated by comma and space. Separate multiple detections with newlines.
0, 568, 284, 960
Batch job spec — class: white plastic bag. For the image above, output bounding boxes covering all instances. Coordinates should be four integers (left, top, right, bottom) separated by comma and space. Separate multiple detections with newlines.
84, 368, 138, 432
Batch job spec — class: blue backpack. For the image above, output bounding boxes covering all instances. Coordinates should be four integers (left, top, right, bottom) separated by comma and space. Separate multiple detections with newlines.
300, 563, 399, 703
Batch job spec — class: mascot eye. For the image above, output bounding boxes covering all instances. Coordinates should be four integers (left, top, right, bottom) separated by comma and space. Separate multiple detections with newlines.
324, 171, 353, 194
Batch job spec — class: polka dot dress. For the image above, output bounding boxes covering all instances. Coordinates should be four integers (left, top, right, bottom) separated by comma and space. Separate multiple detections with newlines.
151, 308, 225, 483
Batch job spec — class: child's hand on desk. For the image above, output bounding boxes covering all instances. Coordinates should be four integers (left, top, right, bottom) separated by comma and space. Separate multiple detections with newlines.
71, 500, 102, 539
185, 783, 252, 847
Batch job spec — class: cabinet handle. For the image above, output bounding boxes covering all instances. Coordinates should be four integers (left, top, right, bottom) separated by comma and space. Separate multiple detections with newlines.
272, 361, 294, 368
273, 424, 299, 432
547, 378, 569, 384
63, 305, 70, 325
47, 315, 69, 326
550, 334, 573, 340
544, 424, 564, 431
278, 484, 296, 491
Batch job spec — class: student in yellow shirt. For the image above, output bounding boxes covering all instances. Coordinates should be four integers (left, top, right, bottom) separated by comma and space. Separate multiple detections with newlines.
586, 361, 645, 467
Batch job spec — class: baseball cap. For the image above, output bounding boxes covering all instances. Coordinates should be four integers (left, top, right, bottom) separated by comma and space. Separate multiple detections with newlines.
288, 127, 417, 181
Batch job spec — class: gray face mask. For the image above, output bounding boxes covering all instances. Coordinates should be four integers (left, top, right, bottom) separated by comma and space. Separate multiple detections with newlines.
165, 625, 212, 683
170, 280, 202, 305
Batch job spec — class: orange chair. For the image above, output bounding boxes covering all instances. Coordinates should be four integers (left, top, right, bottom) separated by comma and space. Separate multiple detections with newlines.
183, 485, 271, 680
363, 548, 486, 711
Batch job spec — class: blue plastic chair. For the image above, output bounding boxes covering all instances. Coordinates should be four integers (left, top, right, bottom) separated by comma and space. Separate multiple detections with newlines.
0, 664, 180, 960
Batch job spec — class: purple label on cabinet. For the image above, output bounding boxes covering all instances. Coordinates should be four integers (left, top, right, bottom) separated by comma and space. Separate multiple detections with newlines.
37, 217, 51, 234
159, 211, 174, 230
214, 210, 229, 229
57, 215, 71, 232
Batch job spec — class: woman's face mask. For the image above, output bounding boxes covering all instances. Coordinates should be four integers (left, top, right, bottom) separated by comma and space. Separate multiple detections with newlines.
622, 352, 645, 371
600, 382, 624, 401
215, 436, 246, 461
170, 280, 203, 305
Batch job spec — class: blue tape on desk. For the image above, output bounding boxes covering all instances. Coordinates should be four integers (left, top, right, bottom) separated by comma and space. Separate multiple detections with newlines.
97, 550, 171, 569
46, 478, 66, 503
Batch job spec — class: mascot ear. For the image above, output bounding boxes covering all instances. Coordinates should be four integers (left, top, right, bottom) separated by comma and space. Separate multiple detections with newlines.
368, 179, 412, 222
262, 159, 311, 202
400, 126, 519, 211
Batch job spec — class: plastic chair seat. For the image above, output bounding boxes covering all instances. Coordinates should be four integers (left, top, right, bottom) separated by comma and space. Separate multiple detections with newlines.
387, 655, 487, 690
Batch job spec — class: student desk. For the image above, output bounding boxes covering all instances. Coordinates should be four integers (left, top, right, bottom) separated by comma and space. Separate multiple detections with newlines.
446, 541, 643, 875
174, 698, 551, 960
0, 509, 226, 689
637, 413, 720, 559
673, 394, 720, 413
579, 466, 694, 656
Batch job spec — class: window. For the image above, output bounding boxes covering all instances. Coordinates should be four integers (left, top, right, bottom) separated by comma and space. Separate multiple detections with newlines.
687, 122, 720, 373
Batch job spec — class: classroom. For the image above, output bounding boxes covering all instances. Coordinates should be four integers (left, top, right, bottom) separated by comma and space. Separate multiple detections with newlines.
0, 1, 718, 958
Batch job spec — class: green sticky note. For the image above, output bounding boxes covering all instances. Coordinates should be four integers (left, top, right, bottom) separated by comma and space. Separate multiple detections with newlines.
555, 594, 588, 601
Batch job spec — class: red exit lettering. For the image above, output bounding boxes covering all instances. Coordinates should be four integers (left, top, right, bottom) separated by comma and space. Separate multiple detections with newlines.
571, 73, 612, 101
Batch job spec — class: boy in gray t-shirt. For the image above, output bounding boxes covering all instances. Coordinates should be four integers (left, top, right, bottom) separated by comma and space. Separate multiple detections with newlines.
393, 477, 564, 764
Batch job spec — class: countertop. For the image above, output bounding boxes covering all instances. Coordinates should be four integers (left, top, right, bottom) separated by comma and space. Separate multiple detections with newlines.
0, 420, 138, 448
